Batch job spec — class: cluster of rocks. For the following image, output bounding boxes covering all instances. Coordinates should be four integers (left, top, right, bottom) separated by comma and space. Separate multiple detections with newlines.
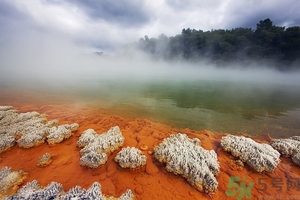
115, 147, 147, 169
77, 127, 125, 168
153, 133, 220, 193
271, 136, 300, 166
0, 106, 78, 151
0, 166, 28, 198
4, 178, 134, 200
3, 105, 300, 198
220, 134, 281, 172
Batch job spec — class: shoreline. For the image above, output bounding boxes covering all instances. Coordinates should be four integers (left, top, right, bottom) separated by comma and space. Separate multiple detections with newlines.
1, 92, 300, 199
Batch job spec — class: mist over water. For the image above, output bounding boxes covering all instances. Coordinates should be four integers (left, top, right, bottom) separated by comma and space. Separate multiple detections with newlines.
1, 34, 300, 138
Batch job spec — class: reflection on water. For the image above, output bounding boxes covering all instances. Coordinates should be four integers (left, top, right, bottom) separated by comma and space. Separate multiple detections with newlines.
1, 74, 300, 138
51, 79, 300, 138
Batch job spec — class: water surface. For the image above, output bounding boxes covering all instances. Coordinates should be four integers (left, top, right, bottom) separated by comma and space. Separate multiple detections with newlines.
1, 59, 300, 138
32, 78, 300, 138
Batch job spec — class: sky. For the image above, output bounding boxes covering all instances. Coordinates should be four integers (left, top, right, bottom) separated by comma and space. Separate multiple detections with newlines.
0, 0, 299, 53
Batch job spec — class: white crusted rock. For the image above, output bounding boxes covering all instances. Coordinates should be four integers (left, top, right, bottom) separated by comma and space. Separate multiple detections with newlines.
78, 126, 124, 168
83, 182, 105, 200
17, 130, 46, 148
119, 189, 135, 200
0, 106, 15, 121
0, 106, 79, 149
271, 136, 300, 167
47, 123, 78, 144
77, 129, 97, 148
36, 153, 52, 167
61, 186, 87, 200
47, 126, 70, 145
271, 137, 300, 156
80, 151, 108, 168
221, 134, 280, 173
16, 180, 41, 198
0, 134, 15, 153
154, 133, 220, 193
102, 126, 125, 152
34, 181, 63, 199
115, 147, 147, 169
7, 180, 134, 200
67, 123, 79, 132
4, 117, 48, 138
0, 166, 28, 196
0, 111, 42, 127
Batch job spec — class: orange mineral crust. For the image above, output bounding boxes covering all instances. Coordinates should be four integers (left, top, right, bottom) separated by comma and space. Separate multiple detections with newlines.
0, 100, 300, 199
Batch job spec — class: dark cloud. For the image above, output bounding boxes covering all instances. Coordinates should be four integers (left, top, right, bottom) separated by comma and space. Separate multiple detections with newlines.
224, 0, 300, 30
0, 1, 24, 19
166, 0, 222, 11
0, 1, 29, 28
239, 14, 300, 30
0, 0, 299, 52
62, 0, 151, 27
0, 2, 37, 43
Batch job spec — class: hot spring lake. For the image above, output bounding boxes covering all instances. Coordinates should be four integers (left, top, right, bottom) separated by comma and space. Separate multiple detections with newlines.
8, 77, 298, 139
1, 57, 300, 139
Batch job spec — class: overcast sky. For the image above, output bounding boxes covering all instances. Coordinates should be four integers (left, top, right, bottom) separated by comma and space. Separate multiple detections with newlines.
0, 0, 299, 53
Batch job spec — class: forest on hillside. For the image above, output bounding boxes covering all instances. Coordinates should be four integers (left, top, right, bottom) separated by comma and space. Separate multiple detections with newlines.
132, 19, 300, 70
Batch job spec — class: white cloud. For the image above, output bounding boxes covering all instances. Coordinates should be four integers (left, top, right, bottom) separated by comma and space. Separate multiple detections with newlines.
9, 0, 85, 34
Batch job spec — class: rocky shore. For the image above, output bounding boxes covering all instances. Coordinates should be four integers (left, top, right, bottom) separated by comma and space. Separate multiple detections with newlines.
0, 99, 300, 199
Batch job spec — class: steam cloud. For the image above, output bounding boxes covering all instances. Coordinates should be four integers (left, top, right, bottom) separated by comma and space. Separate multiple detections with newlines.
0, 30, 300, 92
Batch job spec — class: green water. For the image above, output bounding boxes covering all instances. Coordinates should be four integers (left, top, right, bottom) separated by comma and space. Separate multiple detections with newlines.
1, 61, 300, 138
63, 79, 300, 138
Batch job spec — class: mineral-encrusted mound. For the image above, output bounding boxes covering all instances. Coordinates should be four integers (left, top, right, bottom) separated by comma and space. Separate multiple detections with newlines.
270, 136, 300, 167
78, 126, 124, 168
47, 124, 79, 145
36, 153, 52, 167
5, 181, 64, 199
115, 147, 147, 169
80, 151, 108, 168
0, 106, 14, 112
0, 134, 15, 154
6, 180, 135, 200
76, 129, 97, 148
0, 106, 79, 150
221, 134, 281, 172
153, 133, 220, 193
292, 153, 300, 166
0, 166, 28, 198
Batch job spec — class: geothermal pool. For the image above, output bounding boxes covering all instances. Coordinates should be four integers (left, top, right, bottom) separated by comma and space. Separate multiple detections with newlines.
3, 78, 299, 138
1, 63, 300, 199
81, 79, 300, 138
1, 77, 300, 199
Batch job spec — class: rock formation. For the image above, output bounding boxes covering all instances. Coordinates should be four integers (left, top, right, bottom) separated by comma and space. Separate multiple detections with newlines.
221, 134, 281, 172
153, 133, 220, 193
0, 166, 28, 198
80, 151, 108, 169
36, 153, 52, 167
115, 147, 147, 169
5, 180, 135, 200
0, 134, 15, 154
47, 124, 79, 145
271, 136, 300, 167
78, 126, 124, 168
0, 106, 79, 150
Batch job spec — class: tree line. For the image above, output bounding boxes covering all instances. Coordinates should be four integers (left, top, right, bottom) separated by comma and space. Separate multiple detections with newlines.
133, 18, 300, 70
